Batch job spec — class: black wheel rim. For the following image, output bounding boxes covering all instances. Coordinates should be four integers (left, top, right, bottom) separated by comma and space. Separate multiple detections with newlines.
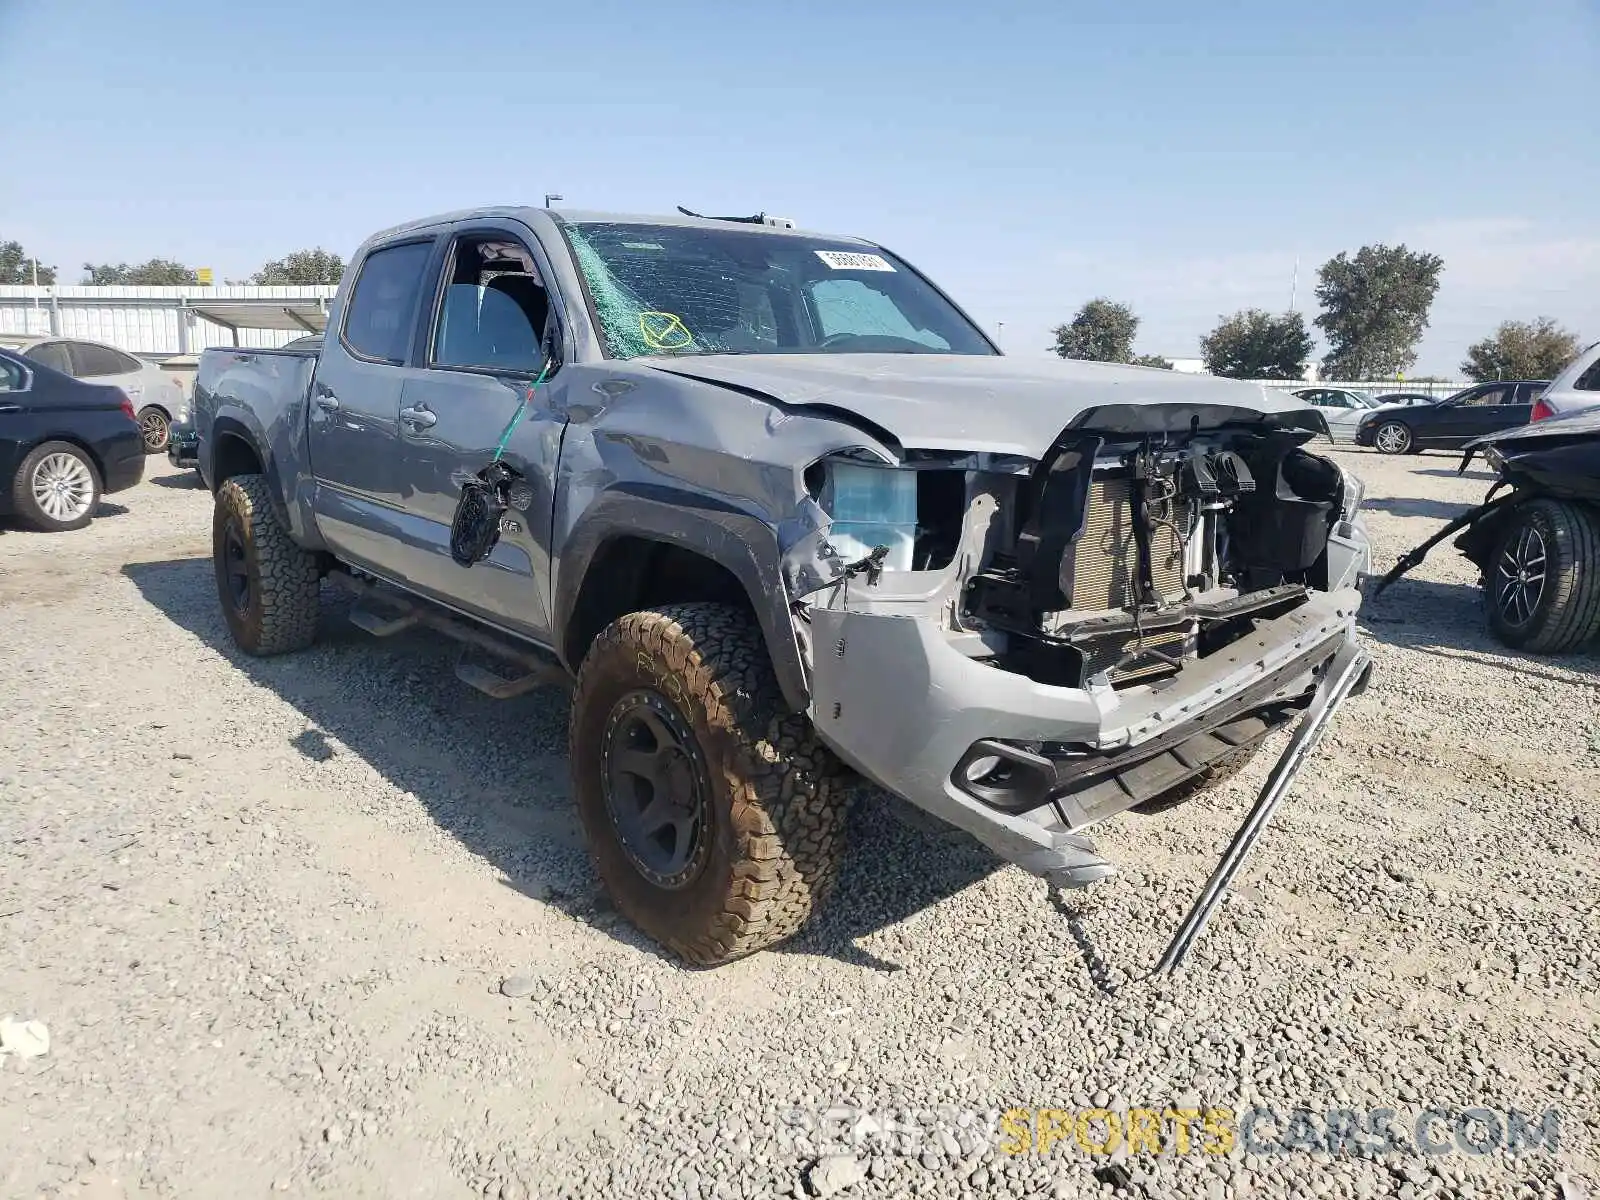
223, 523, 252, 614
1494, 524, 1547, 628
600, 690, 711, 889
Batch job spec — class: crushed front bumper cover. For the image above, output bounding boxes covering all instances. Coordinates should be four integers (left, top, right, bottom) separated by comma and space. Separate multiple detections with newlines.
808, 586, 1366, 892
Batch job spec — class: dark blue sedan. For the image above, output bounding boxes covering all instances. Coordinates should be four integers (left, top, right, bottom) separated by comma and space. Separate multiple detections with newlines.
0, 346, 145, 531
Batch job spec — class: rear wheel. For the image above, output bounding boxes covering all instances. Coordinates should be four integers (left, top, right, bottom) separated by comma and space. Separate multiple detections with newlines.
212, 474, 321, 655
10, 441, 101, 532
1373, 421, 1413, 455
1485, 499, 1600, 653
569, 603, 845, 965
137, 407, 171, 453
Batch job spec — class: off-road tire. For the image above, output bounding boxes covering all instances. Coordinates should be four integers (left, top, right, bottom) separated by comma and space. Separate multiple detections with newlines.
1132, 742, 1264, 814
1372, 420, 1414, 455
569, 603, 845, 965
10, 441, 101, 532
1485, 498, 1600, 653
212, 473, 320, 656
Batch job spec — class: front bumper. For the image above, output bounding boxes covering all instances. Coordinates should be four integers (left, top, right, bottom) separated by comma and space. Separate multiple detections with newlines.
807, 586, 1363, 887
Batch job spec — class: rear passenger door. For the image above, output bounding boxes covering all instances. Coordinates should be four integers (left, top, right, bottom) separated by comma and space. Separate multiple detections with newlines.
388, 220, 568, 642
307, 236, 439, 579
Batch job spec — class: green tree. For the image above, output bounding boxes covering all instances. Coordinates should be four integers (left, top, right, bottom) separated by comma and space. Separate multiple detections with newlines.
81, 258, 199, 285
1200, 309, 1314, 380
1313, 244, 1443, 380
1461, 317, 1582, 382
250, 247, 346, 285
1130, 353, 1174, 369
1051, 298, 1140, 363
0, 240, 56, 284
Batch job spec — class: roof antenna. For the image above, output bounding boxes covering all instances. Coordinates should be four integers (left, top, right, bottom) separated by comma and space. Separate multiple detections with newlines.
677, 206, 795, 229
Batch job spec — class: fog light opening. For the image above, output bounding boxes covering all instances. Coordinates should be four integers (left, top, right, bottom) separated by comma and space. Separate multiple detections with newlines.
963, 755, 1010, 786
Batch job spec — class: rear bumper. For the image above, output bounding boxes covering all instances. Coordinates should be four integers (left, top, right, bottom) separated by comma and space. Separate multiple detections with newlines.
101, 430, 146, 495
807, 586, 1364, 886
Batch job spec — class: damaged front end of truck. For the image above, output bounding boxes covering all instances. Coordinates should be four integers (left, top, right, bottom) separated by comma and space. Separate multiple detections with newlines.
780, 397, 1373, 968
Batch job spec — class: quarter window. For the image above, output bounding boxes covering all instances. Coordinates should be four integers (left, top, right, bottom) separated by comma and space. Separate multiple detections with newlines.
343, 241, 433, 363
0, 357, 24, 391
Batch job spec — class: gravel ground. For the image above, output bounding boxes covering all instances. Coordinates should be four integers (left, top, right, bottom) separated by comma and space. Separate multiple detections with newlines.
1, 448, 1596, 1200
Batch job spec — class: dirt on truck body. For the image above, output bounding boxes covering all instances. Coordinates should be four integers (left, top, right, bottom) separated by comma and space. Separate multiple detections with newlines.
192, 205, 1373, 967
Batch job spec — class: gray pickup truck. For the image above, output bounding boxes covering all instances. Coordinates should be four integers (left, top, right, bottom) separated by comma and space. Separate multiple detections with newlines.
193, 205, 1373, 968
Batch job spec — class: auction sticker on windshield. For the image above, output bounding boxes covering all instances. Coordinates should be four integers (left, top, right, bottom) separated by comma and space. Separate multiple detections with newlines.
815, 250, 896, 272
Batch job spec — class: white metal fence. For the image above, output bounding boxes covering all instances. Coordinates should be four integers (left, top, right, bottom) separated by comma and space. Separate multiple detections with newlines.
0, 285, 337, 356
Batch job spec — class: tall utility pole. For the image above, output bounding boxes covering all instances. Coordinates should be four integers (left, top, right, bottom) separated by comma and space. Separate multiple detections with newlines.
1289, 256, 1300, 313
996, 321, 1005, 349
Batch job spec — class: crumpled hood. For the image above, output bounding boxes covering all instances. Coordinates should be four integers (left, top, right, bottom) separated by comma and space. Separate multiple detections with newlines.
641, 353, 1321, 456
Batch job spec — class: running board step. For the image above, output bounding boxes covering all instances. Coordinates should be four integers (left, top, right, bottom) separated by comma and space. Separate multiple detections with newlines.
454, 658, 552, 700
348, 603, 420, 638
328, 568, 571, 700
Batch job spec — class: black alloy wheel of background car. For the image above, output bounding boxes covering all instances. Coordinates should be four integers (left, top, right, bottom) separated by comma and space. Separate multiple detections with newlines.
1484, 499, 1600, 653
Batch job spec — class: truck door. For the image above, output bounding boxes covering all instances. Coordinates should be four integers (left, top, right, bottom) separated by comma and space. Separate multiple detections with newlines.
388, 223, 568, 643
307, 236, 438, 578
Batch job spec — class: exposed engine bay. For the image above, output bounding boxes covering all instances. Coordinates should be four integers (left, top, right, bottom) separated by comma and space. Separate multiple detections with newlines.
796, 411, 1358, 696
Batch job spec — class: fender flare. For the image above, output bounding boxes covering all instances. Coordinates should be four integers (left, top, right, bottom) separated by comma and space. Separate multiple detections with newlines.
206, 411, 305, 539
554, 487, 810, 712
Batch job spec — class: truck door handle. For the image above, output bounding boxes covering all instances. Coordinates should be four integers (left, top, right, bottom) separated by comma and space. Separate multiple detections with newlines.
0, 403, 20, 414
313, 393, 340, 412
399, 405, 437, 430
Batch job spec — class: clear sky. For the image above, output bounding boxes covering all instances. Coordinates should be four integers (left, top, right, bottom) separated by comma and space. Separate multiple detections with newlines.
2, 0, 1596, 374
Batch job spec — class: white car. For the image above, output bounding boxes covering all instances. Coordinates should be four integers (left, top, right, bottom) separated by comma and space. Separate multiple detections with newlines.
1531, 340, 1600, 423
1291, 387, 1381, 442
14, 337, 187, 453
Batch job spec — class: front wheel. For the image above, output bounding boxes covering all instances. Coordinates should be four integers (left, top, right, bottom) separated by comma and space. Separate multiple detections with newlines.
1485, 499, 1600, 653
569, 604, 845, 965
1372, 421, 1413, 455
212, 474, 321, 655
137, 407, 171, 453
10, 441, 102, 532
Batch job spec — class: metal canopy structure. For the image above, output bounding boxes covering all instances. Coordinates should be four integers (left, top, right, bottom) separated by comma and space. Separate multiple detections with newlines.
186, 299, 328, 341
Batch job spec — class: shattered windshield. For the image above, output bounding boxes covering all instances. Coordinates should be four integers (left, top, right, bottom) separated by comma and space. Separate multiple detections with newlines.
561, 221, 996, 360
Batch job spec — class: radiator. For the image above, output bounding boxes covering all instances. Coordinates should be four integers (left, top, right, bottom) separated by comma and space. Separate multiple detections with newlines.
1080, 626, 1190, 684
1069, 477, 1192, 610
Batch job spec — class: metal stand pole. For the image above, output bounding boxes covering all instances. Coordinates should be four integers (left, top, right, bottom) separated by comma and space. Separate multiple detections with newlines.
1152, 641, 1372, 975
